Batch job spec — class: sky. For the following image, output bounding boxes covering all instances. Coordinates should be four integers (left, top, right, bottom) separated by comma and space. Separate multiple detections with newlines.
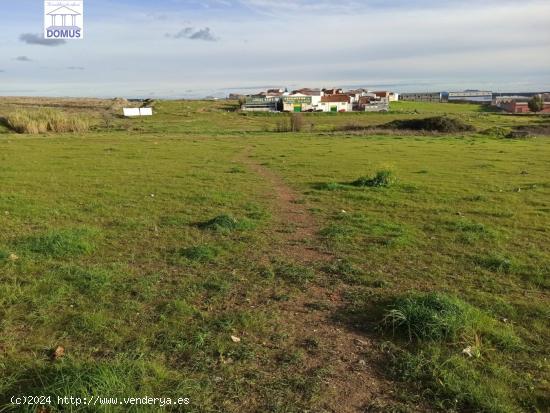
0, 0, 549, 98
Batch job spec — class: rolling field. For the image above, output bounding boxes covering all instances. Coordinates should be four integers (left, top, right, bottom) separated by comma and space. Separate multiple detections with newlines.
0, 99, 549, 412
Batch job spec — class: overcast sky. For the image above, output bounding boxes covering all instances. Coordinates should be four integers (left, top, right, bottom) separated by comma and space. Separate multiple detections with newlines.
1, 0, 549, 98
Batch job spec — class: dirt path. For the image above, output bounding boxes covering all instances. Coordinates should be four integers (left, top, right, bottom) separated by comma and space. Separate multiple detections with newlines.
239, 148, 395, 413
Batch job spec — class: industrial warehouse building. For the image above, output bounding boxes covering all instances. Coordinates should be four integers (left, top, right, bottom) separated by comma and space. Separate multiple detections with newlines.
399, 92, 442, 102
400, 90, 493, 103
447, 91, 492, 103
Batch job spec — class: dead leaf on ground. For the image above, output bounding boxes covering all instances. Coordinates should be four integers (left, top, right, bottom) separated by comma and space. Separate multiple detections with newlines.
51, 345, 65, 361
230, 335, 241, 343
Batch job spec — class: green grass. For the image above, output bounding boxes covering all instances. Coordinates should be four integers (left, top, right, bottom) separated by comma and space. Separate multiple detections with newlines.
0, 98, 548, 412
178, 245, 219, 262
274, 262, 316, 286
17, 228, 98, 258
383, 292, 520, 348
198, 214, 256, 233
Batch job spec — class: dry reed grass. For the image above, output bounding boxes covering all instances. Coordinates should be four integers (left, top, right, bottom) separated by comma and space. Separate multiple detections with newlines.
5, 109, 91, 134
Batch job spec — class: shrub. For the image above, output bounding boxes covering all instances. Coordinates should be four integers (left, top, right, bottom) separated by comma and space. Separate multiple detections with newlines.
5, 109, 91, 134
275, 118, 291, 132
275, 113, 304, 132
383, 116, 474, 133
290, 113, 304, 132
351, 170, 396, 188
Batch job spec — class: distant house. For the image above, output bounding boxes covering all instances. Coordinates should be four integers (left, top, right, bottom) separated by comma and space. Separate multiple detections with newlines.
322, 88, 343, 96
292, 88, 323, 108
357, 96, 389, 112
498, 99, 550, 114
374, 91, 390, 100
399, 92, 442, 102
319, 94, 352, 112
267, 88, 285, 95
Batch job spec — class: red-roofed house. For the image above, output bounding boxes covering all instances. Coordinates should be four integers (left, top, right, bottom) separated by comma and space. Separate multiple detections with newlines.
319, 94, 352, 112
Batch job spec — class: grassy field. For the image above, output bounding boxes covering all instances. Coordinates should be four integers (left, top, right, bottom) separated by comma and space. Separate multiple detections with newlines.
0, 98, 549, 412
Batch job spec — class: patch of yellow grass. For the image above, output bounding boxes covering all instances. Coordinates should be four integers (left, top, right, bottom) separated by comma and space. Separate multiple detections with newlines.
5, 108, 91, 134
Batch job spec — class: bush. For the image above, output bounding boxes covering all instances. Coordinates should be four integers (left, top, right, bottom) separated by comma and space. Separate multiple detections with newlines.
290, 113, 304, 132
275, 113, 304, 132
383, 116, 474, 133
351, 170, 396, 188
5, 109, 91, 134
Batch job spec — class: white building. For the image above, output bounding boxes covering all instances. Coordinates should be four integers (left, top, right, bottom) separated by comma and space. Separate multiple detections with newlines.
282, 93, 313, 112
319, 95, 353, 112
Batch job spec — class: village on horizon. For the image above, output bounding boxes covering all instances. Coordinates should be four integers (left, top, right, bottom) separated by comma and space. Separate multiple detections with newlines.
226, 88, 550, 114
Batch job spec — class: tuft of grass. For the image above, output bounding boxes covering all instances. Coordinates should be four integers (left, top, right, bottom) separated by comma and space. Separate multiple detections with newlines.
351, 170, 396, 188
5, 109, 91, 134
19, 228, 97, 258
179, 245, 219, 262
445, 218, 496, 244
0, 248, 8, 262
384, 293, 470, 341
383, 292, 520, 348
274, 262, 316, 286
474, 254, 517, 273
323, 258, 363, 283
386, 344, 523, 413
198, 214, 254, 233
227, 166, 245, 174
312, 182, 347, 191
0, 359, 191, 413
55, 265, 113, 295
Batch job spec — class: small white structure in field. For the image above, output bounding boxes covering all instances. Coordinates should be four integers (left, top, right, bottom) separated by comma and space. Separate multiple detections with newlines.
123, 107, 153, 117
123, 108, 140, 117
